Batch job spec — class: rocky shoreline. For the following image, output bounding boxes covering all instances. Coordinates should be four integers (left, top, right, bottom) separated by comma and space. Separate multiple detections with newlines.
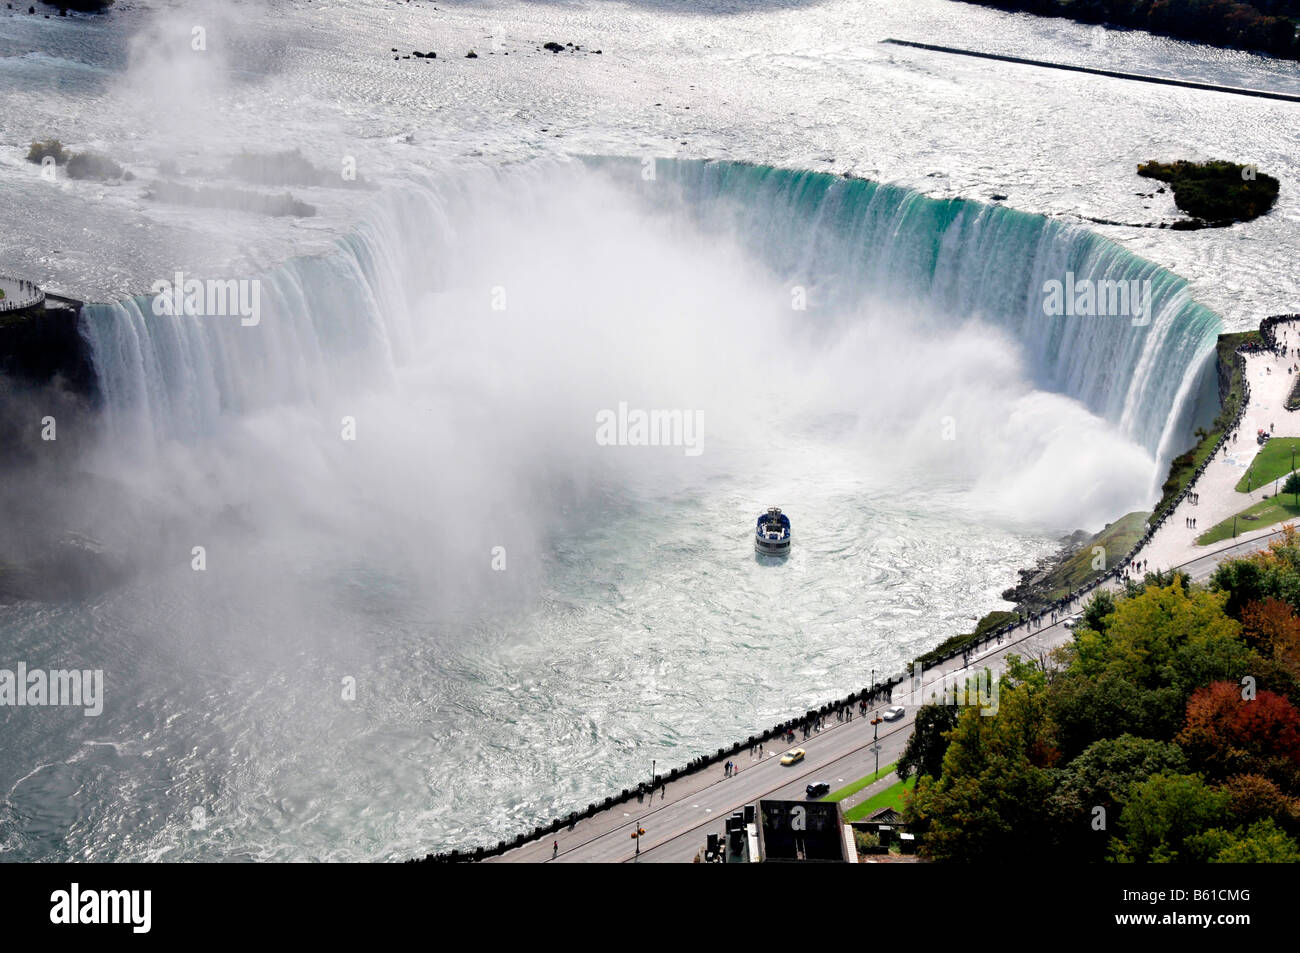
998, 528, 1093, 608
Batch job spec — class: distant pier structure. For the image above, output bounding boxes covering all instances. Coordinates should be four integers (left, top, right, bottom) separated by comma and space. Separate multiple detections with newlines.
0, 276, 47, 314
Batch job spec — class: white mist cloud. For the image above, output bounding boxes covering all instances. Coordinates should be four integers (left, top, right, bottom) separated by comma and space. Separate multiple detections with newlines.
69, 158, 1160, 635
1, 156, 1162, 861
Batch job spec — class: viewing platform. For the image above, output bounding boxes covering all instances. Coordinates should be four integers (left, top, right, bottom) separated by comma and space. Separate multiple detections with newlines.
0, 276, 47, 316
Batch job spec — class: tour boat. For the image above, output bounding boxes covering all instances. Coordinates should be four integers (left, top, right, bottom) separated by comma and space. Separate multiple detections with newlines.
755, 507, 791, 555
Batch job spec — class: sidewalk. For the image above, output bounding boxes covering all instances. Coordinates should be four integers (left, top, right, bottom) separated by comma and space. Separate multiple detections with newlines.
1134, 330, 1300, 573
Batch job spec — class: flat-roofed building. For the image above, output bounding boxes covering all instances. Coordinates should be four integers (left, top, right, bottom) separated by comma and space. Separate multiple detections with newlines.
756, 799, 855, 863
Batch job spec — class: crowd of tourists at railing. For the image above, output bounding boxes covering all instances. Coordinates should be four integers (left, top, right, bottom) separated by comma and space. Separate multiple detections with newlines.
0, 277, 45, 312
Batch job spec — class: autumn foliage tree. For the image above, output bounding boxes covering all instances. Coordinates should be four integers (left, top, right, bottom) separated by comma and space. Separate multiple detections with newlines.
1242, 597, 1300, 677
1177, 681, 1300, 788
1220, 773, 1300, 833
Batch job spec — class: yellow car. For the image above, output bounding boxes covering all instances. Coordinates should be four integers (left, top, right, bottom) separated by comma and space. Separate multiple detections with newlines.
779, 748, 806, 766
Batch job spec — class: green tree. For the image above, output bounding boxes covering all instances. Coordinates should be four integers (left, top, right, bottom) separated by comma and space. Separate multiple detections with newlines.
1190, 818, 1300, 863
1210, 557, 1271, 619
896, 702, 959, 782
1112, 772, 1231, 862
1046, 735, 1187, 860
1080, 589, 1116, 636
1212, 819, 1300, 862
906, 676, 1058, 861
1282, 471, 1300, 507
1048, 672, 1184, 760
1211, 527, 1300, 618
1075, 583, 1242, 689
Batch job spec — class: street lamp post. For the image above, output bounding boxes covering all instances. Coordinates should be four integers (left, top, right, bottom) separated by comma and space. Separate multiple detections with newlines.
871, 711, 882, 780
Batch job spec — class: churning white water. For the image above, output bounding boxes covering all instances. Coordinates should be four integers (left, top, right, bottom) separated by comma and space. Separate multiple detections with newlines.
1, 155, 1217, 860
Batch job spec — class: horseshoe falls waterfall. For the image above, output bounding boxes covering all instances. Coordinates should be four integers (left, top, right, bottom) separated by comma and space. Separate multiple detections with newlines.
0, 157, 1221, 861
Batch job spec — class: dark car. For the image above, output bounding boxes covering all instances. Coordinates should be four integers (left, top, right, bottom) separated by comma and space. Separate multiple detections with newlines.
806, 781, 831, 798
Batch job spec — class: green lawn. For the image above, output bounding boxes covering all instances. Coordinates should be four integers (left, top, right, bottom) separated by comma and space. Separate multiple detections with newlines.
1037, 511, 1149, 599
843, 776, 916, 822
1197, 494, 1300, 545
822, 762, 896, 802
1235, 437, 1300, 493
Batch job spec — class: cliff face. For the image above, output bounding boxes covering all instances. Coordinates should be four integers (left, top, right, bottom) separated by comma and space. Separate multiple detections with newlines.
0, 297, 131, 602
0, 297, 99, 471
1217, 338, 1235, 406
0, 297, 96, 398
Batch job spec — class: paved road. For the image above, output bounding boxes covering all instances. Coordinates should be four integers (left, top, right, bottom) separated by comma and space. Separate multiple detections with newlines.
490, 519, 1291, 863
631, 723, 914, 864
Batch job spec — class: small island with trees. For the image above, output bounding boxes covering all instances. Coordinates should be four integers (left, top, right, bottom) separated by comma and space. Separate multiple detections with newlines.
1138, 159, 1280, 228
25, 138, 128, 180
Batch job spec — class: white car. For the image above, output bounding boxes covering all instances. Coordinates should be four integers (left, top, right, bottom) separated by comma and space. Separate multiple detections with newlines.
1063, 614, 1083, 630
882, 705, 905, 722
